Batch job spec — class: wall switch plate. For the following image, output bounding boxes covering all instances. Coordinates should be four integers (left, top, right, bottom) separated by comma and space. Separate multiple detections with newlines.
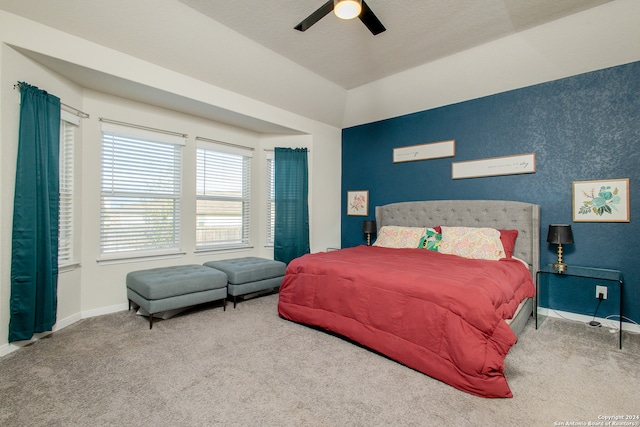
595, 285, 608, 300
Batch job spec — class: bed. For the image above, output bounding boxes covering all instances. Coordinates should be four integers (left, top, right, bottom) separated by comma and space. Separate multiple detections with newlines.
277, 200, 539, 398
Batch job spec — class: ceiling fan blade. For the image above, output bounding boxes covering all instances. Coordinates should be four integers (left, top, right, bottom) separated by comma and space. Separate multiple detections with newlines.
294, 0, 334, 32
359, 1, 386, 35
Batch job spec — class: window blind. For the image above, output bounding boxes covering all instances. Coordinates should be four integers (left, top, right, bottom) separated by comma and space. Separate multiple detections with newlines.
196, 141, 252, 249
266, 153, 275, 245
100, 124, 183, 256
58, 112, 77, 265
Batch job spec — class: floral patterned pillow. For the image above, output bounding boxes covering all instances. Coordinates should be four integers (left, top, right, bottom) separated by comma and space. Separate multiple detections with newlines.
439, 226, 505, 260
418, 228, 442, 251
373, 226, 427, 248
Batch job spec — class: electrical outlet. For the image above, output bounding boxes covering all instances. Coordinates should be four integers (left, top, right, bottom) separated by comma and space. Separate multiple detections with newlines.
595, 285, 608, 300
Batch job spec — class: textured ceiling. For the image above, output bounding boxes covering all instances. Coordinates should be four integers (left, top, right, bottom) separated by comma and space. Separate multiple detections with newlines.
176, 0, 612, 89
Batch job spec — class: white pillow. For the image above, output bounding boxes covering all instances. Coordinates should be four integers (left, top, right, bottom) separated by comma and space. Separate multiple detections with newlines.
373, 226, 426, 248
439, 226, 505, 260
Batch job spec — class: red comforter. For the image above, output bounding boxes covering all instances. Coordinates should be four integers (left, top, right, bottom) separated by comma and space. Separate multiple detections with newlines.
277, 245, 535, 398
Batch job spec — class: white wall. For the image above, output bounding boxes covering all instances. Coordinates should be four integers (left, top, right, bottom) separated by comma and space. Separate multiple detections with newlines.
0, 14, 341, 355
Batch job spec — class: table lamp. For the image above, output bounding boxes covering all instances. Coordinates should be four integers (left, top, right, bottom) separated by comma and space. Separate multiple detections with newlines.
547, 224, 574, 273
362, 220, 376, 246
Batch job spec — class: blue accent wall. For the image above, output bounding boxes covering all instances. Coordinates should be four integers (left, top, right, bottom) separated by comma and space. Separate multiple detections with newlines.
341, 61, 640, 324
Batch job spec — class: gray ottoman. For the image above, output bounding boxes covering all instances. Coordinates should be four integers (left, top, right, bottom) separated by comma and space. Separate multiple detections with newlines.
204, 257, 286, 308
126, 264, 228, 328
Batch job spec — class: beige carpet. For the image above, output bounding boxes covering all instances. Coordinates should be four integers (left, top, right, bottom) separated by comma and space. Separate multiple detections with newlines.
1, 294, 638, 426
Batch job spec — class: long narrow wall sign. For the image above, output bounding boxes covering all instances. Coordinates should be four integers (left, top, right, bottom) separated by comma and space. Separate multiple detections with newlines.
393, 140, 455, 163
451, 153, 536, 179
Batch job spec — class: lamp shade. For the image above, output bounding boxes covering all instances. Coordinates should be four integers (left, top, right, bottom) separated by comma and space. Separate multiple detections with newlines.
547, 224, 574, 244
362, 220, 376, 234
334, 0, 362, 20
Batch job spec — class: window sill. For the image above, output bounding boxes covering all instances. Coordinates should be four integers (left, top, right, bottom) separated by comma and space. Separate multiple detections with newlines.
59, 262, 80, 273
194, 245, 253, 255
96, 251, 187, 266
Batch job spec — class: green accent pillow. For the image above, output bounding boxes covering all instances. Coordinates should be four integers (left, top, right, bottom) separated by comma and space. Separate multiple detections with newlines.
418, 228, 442, 251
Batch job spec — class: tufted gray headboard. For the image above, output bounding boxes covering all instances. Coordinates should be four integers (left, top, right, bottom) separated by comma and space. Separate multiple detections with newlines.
375, 200, 540, 277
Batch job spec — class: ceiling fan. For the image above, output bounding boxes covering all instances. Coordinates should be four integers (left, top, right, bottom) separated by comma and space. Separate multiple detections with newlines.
294, 0, 386, 35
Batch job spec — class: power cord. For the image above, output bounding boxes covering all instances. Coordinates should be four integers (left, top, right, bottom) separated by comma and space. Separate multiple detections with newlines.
588, 293, 604, 327
605, 314, 640, 334
547, 306, 639, 335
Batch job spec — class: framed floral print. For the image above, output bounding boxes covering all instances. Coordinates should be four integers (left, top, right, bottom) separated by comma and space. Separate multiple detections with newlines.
347, 190, 368, 216
572, 178, 629, 222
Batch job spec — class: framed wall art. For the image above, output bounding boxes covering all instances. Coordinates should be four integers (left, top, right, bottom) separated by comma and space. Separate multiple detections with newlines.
572, 178, 629, 222
393, 140, 455, 163
347, 190, 369, 216
451, 153, 536, 179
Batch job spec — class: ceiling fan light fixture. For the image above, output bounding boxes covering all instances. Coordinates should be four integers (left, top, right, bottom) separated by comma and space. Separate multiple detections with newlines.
334, 0, 362, 20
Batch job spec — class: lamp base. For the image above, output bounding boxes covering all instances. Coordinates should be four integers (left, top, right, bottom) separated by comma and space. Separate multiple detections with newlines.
552, 262, 567, 273
553, 243, 567, 273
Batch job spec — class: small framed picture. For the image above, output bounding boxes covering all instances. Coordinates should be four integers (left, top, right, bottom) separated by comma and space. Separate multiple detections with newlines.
347, 190, 368, 216
572, 178, 629, 222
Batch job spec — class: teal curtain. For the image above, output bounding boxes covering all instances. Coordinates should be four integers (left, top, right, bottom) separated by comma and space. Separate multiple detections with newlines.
9, 82, 61, 342
274, 148, 310, 264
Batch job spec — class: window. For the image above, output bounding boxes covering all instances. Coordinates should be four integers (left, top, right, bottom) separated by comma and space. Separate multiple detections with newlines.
58, 111, 78, 265
100, 123, 184, 257
196, 140, 252, 249
266, 153, 275, 245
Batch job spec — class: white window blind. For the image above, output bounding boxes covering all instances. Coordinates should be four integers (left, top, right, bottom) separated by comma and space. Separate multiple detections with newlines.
196, 141, 252, 249
266, 153, 275, 245
100, 124, 184, 257
58, 111, 78, 265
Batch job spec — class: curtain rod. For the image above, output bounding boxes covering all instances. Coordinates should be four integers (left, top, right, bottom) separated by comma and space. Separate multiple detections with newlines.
196, 136, 254, 151
14, 83, 90, 119
61, 103, 90, 119
263, 148, 310, 152
100, 117, 187, 138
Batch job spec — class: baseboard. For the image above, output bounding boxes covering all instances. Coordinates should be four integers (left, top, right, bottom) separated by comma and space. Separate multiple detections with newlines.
55, 312, 83, 330
0, 303, 129, 358
81, 303, 129, 319
538, 308, 640, 334
0, 339, 41, 358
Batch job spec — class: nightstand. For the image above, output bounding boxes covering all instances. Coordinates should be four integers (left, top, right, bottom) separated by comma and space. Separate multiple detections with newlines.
536, 264, 624, 349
